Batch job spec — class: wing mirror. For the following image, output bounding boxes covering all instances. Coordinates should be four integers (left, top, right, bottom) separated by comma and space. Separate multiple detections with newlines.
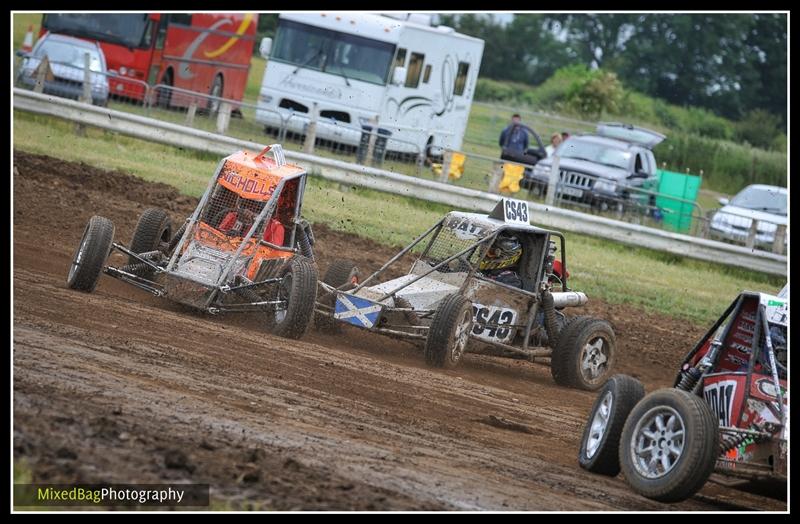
718, 197, 730, 206
392, 66, 407, 86
259, 37, 272, 59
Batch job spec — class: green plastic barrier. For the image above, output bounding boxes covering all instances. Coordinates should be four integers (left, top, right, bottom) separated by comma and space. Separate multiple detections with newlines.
656, 170, 702, 233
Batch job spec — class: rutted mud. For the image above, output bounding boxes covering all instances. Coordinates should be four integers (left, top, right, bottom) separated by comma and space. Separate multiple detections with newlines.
12, 151, 785, 510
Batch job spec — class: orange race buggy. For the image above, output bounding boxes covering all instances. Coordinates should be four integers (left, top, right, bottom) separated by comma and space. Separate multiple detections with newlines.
66, 145, 319, 339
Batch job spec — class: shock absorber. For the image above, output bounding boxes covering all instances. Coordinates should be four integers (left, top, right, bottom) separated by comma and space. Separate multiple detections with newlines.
296, 221, 314, 260
676, 339, 723, 393
541, 291, 561, 348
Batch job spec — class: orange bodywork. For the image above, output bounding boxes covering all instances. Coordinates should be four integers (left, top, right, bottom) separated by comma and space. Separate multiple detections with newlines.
190, 222, 293, 281
217, 149, 305, 201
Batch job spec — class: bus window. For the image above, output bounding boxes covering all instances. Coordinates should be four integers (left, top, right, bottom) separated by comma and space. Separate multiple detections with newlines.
423, 64, 432, 84
405, 52, 424, 88
454, 62, 469, 96
155, 14, 192, 50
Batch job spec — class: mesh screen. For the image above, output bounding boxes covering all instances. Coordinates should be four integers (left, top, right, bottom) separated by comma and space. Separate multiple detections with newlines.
417, 225, 486, 274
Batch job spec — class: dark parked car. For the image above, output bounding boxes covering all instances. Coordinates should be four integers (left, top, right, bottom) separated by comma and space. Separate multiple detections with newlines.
522, 123, 665, 212
16, 32, 109, 106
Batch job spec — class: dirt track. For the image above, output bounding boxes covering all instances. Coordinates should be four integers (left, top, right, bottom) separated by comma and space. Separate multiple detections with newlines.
12, 151, 786, 510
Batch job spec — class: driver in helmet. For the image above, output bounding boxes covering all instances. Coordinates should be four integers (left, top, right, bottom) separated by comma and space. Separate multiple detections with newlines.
218, 198, 264, 237
479, 233, 524, 288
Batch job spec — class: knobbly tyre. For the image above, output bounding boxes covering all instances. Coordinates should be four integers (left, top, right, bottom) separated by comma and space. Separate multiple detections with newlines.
66, 145, 319, 339
578, 285, 788, 502
314, 198, 616, 391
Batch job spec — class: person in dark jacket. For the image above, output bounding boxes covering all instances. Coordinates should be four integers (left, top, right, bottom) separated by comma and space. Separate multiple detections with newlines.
499, 114, 529, 155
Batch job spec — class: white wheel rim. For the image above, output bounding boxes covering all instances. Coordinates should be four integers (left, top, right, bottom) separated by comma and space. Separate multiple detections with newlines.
585, 390, 613, 459
452, 307, 472, 361
580, 336, 610, 382
629, 406, 686, 479
69, 228, 90, 281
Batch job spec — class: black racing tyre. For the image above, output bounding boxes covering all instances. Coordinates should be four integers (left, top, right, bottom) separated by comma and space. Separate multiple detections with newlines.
578, 374, 646, 476
619, 388, 719, 502
269, 257, 319, 339
67, 216, 114, 292
549, 314, 591, 348
314, 259, 361, 334
424, 294, 473, 369
551, 317, 616, 391
129, 208, 172, 277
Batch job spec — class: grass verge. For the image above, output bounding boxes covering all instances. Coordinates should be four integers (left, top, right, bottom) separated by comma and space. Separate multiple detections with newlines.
13, 110, 784, 326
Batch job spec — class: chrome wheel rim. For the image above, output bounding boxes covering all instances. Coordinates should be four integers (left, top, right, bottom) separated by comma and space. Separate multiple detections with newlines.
629, 406, 686, 479
68, 227, 90, 281
580, 336, 611, 382
585, 390, 613, 459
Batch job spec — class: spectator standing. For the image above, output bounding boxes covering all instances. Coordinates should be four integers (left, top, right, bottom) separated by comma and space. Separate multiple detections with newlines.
499, 114, 530, 155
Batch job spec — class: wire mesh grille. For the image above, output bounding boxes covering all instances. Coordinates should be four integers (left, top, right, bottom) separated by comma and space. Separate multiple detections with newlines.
199, 183, 269, 240
417, 225, 486, 274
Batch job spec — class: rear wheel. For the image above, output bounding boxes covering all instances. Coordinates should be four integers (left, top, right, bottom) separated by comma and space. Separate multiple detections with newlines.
67, 216, 114, 292
551, 317, 616, 390
619, 389, 719, 502
314, 259, 360, 334
424, 294, 473, 369
269, 257, 319, 339
129, 208, 172, 276
578, 374, 646, 476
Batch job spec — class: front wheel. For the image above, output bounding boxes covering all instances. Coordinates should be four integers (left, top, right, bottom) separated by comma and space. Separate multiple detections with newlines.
619, 388, 719, 502
551, 317, 616, 390
268, 257, 319, 340
424, 294, 473, 369
314, 259, 360, 334
67, 216, 115, 292
578, 374, 645, 476
129, 207, 172, 276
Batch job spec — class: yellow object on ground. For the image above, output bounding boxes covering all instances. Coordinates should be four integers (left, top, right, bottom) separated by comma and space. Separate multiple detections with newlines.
498, 163, 525, 193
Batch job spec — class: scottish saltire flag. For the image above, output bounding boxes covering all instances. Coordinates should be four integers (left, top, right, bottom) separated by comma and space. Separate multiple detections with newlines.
334, 293, 383, 328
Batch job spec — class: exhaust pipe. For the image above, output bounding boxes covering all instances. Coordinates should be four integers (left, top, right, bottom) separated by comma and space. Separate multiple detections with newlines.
551, 291, 588, 308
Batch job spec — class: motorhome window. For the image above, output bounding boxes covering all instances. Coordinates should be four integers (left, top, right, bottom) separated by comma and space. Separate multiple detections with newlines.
42, 13, 151, 49
454, 61, 470, 96
271, 19, 395, 85
393, 48, 407, 69
405, 52, 425, 88
423, 64, 432, 84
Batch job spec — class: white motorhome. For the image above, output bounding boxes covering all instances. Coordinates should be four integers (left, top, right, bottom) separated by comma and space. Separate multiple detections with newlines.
255, 13, 484, 159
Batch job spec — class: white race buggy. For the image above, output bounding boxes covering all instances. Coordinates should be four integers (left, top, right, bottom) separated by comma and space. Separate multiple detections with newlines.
314, 198, 617, 390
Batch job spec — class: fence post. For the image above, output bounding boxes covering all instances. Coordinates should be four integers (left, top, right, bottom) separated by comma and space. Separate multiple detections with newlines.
215, 101, 232, 134
365, 115, 378, 164
185, 102, 197, 126
303, 103, 319, 154
488, 162, 503, 193
438, 149, 452, 184
745, 220, 758, 250
80, 52, 92, 103
545, 154, 560, 206
773, 224, 786, 255
33, 56, 48, 93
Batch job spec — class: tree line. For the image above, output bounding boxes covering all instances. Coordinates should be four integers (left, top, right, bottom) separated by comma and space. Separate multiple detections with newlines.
437, 13, 786, 128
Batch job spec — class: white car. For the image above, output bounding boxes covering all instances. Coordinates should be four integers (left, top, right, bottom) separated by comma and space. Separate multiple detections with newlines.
16, 32, 109, 106
709, 184, 787, 249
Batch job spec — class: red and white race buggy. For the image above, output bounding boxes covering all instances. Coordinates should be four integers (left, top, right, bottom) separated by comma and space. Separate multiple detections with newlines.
577, 285, 788, 502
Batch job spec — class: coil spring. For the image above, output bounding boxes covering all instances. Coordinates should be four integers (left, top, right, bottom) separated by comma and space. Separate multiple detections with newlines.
120, 262, 151, 275
676, 367, 702, 392
297, 228, 314, 260
719, 431, 761, 454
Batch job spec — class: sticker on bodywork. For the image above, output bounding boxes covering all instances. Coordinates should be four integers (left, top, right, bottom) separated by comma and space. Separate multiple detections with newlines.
334, 294, 383, 329
471, 304, 517, 343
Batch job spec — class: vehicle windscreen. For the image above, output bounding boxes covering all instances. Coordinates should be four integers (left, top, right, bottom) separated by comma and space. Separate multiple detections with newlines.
42, 14, 150, 49
35, 39, 103, 71
730, 186, 787, 215
557, 138, 632, 170
271, 19, 395, 85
